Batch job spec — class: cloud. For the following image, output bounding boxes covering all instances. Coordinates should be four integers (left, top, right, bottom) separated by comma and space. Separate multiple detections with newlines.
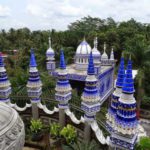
26, 0, 87, 18
0, 5, 11, 17
1, 0, 150, 30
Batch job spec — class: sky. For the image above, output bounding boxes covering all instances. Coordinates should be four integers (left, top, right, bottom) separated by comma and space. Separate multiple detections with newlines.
0, 0, 150, 31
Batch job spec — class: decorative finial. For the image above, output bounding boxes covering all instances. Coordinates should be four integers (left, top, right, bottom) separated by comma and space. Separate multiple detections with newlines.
60, 50, 66, 69
94, 37, 98, 49
87, 52, 95, 75
83, 36, 86, 41
129, 54, 132, 60
104, 42, 106, 52
48, 37, 51, 48
30, 48, 37, 67
0, 52, 4, 67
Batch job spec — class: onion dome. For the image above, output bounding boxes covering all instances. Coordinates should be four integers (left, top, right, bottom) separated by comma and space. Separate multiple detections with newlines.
0, 53, 11, 102
76, 38, 91, 55
115, 59, 138, 135
81, 52, 100, 121
0, 102, 25, 150
55, 50, 72, 109
101, 43, 108, 60
110, 47, 114, 60
27, 49, 42, 103
106, 57, 125, 125
46, 37, 55, 60
92, 37, 101, 57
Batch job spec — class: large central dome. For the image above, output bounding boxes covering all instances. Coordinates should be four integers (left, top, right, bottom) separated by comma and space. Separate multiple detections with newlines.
76, 39, 91, 55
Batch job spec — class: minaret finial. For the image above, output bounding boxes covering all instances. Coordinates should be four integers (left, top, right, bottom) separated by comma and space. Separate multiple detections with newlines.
87, 52, 95, 75
48, 36, 51, 48
59, 50, 66, 69
0, 52, 4, 67
30, 48, 37, 67
129, 54, 132, 60
104, 42, 106, 52
94, 37, 98, 49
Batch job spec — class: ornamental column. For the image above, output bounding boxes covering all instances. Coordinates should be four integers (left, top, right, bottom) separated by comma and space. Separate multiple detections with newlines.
110, 58, 138, 150
0, 53, 11, 103
46, 37, 55, 75
55, 50, 72, 127
26, 49, 42, 119
81, 52, 100, 142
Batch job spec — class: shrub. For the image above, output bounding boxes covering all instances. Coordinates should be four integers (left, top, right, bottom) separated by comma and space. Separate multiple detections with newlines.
60, 124, 77, 144
30, 119, 43, 133
50, 122, 61, 138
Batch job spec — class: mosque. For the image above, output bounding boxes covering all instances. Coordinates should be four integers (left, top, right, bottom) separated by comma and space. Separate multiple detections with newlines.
0, 36, 142, 150
46, 37, 115, 103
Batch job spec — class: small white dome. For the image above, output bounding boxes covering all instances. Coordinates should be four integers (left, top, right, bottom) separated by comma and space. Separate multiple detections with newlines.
46, 37, 55, 58
101, 51, 108, 59
92, 47, 101, 56
76, 39, 91, 55
46, 47, 54, 56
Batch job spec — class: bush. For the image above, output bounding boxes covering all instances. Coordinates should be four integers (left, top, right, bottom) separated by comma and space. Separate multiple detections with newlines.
50, 122, 61, 138
30, 119, 43, 133
60, 124, 77, 144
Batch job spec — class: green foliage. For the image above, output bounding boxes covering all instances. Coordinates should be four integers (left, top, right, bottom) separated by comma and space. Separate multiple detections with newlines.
60, 124, 77, 144
30, 119, 43, 133
136, 137, 150, 150
50, 122, 61, 138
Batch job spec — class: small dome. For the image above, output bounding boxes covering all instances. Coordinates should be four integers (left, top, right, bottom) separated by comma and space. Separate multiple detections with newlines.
46, 47, 54, 56
46, 37, 55, 58
101, 43, 108, 60
76, 39, 91, 55
92, 37, 101, 57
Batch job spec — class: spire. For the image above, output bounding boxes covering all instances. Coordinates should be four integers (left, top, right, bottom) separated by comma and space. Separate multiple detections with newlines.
116, 57, 125, 88
59, 50, 66, 69
104, 42, 106, 53
48, 36, 51, 48
87, 52, 95, 75
0, 52, 4, 67
110, 47, 114, 60
30, 49, 37, 67
122, 59, 134, 94
94, 37, 98, 49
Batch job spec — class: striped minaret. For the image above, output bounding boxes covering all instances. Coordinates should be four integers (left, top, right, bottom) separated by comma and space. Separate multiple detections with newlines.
55, 50, 72, 109
106, 57, 125, 127
0, 53, 11, 103
26, 49, 42, 103
115, 58, 138, 135
109, 58, 138, 150
81, 51, 100, 122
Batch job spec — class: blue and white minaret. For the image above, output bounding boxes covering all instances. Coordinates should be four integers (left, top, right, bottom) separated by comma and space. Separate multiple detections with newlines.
115, 58, 138, 134
81, 52, 100, 122
106, 57, 125, 128
110, 58, 138, 150
55, 50, 72, 126
0, 53, 11, 103
27, 49, 42, 102
46, 37, 55, 75
92, 37, 101, 75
